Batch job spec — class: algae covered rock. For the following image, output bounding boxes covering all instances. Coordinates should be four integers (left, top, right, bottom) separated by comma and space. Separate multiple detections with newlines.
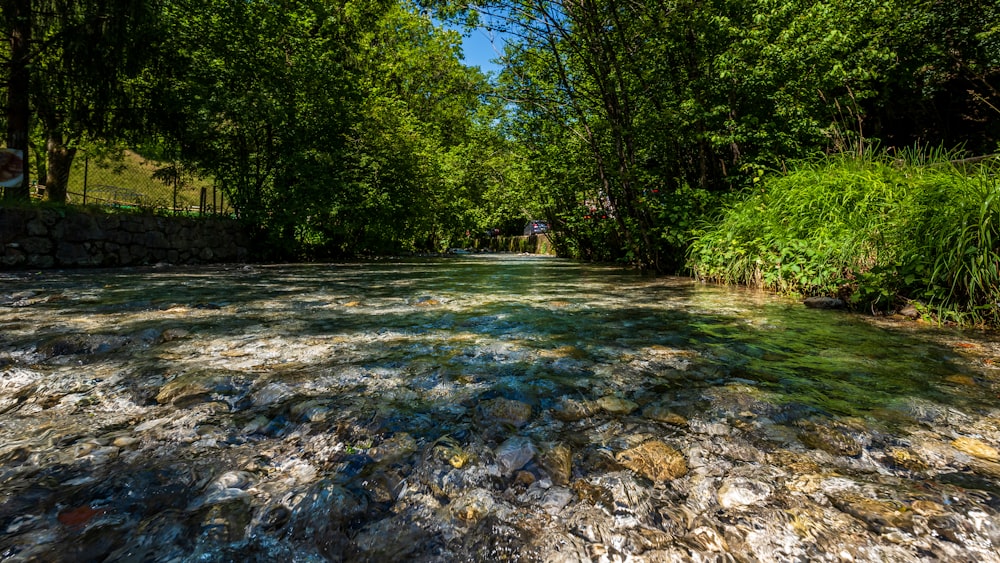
477, 397, 533, 428
538, 442, 573, 485
615, 440, 688, 482
797, 419, 862, 457
597, 395, 638, 415
952, 436, 1000, 462
551, 396, 593, 422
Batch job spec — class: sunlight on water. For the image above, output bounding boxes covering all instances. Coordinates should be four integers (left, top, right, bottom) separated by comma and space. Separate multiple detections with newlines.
1, 256, 999, 561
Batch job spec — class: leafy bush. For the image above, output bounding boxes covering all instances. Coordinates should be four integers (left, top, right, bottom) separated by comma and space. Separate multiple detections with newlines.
688, 149, 1000, 326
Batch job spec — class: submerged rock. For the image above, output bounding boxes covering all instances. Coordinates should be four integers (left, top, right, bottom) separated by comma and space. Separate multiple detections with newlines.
37, 334, 129, 357
160, 328, 190, 342
477, 397, 533, 428
155, 369, 247, 406
289, 398, 331, 422
827, 492, 912, 533
596, 395, 638, 415
882, 447, 929, 472
496, 436, 537, 477
614, 440, 688, 482
538, 442, 573, 485
450, 488, 495, 523
370, 432, 418, 463
717, 477, 772, 509
952, 436, 1000, 462
643, 405, 688, 426
797, 420, 862, 457
803, 296, 846, 309
551, 396, 594, 422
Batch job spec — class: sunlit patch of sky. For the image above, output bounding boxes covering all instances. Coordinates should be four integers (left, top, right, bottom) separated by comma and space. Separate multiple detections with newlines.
457, 25, 506, 77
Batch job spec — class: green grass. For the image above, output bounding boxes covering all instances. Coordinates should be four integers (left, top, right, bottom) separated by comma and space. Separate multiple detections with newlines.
64, 150, 219, 212
687, 148, 1000, 326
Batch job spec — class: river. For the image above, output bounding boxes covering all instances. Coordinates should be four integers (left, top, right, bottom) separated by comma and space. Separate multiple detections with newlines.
1, 255, 998, 561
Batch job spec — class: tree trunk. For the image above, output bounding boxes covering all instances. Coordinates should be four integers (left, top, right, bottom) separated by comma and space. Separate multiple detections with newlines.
3, 0, 31, 200
45, 133, 76, 203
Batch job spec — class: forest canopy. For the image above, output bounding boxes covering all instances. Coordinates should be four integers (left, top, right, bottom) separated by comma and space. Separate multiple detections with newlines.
3, 0, 999, 268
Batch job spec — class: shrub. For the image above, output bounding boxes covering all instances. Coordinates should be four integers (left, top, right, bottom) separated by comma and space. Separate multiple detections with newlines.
688, 148, 1000, 326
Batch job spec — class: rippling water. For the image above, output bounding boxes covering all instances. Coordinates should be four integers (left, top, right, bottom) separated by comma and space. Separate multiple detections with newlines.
1, 256, 999, 561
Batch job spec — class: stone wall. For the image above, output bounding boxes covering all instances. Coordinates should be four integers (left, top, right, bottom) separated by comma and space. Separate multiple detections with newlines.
1, 206, 254, 269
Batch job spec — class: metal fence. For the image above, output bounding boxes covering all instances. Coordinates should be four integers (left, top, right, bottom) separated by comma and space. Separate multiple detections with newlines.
31, 150, 234, 216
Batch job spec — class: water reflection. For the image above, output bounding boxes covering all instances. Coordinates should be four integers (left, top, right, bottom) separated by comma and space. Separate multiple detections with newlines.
1, 256, 999, 561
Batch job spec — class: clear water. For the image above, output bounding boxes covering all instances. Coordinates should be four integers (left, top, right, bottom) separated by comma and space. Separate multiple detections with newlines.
1, 256, 998, 561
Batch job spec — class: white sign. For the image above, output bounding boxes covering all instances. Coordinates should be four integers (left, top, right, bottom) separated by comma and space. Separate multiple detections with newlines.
0, 149, 25, 188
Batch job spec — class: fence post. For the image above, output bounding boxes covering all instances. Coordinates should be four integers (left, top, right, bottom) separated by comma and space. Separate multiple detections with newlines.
82, 154, 89, 205
212, 181, 217, 215
172, 173, 178, 214
199, 187, 207, 216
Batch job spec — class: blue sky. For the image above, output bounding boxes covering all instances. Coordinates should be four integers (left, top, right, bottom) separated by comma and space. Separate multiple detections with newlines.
456, 26, 506, 76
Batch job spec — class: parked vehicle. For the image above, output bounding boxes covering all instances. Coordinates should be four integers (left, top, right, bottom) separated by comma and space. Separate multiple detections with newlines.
523, 220, 549, 235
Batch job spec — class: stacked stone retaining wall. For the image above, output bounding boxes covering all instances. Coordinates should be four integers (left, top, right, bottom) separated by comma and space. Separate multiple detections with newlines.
1, 207, 253, 269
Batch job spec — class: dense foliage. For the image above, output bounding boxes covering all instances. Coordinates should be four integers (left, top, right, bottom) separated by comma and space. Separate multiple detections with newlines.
489, 0, 1000, 270
142, 0, 522, 257
689, 150, 1000, 325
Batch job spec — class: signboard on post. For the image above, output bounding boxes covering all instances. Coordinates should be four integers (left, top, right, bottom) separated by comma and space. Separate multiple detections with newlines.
0, 149, 25, 188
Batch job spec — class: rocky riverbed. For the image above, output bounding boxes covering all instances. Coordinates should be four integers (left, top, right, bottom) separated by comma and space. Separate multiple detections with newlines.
1, 257, 999, 561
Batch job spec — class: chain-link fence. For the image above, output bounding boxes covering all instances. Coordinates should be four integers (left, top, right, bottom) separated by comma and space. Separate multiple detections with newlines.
46, 150, 234, 216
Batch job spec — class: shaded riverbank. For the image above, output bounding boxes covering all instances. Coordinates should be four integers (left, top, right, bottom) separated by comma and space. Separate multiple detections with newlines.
1, 256, 999, 561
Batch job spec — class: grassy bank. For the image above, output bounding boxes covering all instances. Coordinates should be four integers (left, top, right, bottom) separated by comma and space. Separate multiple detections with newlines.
687, 149, 1000, 326
64, 150, 216, 212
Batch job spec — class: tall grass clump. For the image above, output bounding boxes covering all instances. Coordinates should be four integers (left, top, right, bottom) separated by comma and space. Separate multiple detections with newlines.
688, 148, 1000, 326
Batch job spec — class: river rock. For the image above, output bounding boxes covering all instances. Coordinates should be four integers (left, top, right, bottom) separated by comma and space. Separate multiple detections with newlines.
541, 486, 573, 514
38, 334, 128, 357
412, 296, 441, 307
882, 447, 928, 472
803, 296, 846, 309
797, 420, 862, 457
717, 477, 772, 509
496, 436, 537, 476
642, 405, 688, 426
597, 395, 638, 415
538, 442, 573, 485
112, 436, 140, 449
370, 433, 417, 463
450, 488, 495, 523
827, 492, 912, 533
477, 397, 532, 428
160, 328, 190, 342
289, 399, 331, 422
615, 441, 687, 482
199, 495, 252, 543
551, 396, 593, 422
951, 436, 1000, 462
944, 374, 978, 387
0, 368, 40, 411
156, 369, 245, 406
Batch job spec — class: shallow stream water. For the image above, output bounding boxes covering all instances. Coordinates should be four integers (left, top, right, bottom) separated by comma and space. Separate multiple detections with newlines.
1, 256, 999, 562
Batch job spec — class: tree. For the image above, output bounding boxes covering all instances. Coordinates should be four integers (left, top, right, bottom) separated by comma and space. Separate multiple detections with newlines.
2, 0, 160, 202
485, 0, 999, 270
143, 0, 504, 257
2, 0, 30, 200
